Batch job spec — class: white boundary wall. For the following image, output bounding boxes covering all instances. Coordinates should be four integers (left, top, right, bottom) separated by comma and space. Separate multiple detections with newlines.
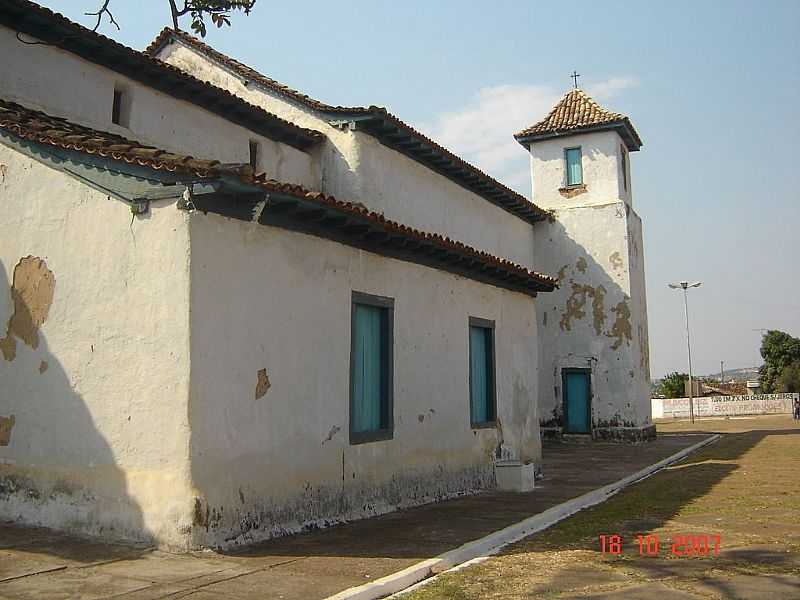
652, 393, 797, 419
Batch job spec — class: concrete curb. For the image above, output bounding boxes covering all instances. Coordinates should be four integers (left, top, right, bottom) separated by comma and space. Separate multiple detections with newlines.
324, 433, 721, 600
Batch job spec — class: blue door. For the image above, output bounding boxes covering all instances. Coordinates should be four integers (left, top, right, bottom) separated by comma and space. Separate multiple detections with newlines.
563, 370, 591, 433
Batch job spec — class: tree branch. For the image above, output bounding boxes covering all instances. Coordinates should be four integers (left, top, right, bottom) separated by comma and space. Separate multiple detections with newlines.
175, 1, 192, 17
85, 0, 120, 31
168, 0, 181, 28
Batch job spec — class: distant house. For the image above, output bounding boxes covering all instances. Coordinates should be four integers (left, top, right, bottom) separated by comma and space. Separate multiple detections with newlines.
685, 380, 759, 397
1, 0, 652, 549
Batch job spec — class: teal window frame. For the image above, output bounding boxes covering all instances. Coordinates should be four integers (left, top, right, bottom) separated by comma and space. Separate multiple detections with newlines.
469, 317, 496, 428
565, 146, 583, 187
349, 291, 394, 444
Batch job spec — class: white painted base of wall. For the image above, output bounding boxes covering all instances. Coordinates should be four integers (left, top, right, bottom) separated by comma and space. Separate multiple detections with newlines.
494, 461, 536, 492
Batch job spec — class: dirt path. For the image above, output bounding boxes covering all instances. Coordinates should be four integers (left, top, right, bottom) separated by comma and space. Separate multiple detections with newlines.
403, 415, 800, 599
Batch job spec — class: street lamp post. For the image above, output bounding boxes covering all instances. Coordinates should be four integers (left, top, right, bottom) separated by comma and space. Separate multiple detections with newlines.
669, 281, 702, 423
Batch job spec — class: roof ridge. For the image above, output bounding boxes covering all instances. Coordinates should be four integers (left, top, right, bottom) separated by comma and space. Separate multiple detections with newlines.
145, 27, 363, 112
145, 28, 550, 222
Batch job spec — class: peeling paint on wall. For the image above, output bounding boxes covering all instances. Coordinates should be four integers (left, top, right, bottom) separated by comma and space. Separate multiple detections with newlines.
494, 417, 505, 459
321, 425, 341, 445
609, 251, 624, 270
608, 299, 633, 350
638, 323, 650, 373
559, 282, 606, 335
255, 368, 271, 399
556, 264, 569, 284
591, 286, 607, 335
0, 415, 15, 446
0, 256, 56, 362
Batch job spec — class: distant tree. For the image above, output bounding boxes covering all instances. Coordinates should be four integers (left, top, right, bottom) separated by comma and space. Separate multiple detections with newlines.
777, 360, 800, 393
759, 330, 800, 393
657, 372, 688, 399
86, 1, 257, 37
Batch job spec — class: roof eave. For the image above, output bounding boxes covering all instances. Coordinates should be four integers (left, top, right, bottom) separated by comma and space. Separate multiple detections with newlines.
329, 110, 549, 224
514, 120, 643, 152
255, 188, 556, 295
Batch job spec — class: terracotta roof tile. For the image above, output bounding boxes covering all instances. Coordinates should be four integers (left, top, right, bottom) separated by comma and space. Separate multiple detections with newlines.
145, 28, 364, 113
515, 89, 642, 150
247, 174, 557, 291
0, 98, 557, 293
0, 98, 230, 177
0, 0, 324, 151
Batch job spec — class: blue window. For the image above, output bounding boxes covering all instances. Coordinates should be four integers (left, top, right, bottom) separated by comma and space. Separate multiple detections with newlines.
469, 318, 496, 426
350, 292, 393, 443
565, 147, 583, 186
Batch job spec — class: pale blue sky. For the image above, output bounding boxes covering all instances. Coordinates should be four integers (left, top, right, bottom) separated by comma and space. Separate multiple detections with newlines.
41, 0, 800, 377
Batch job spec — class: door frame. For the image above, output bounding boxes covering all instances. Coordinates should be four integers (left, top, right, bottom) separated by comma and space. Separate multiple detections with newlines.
561, 367, 593, 434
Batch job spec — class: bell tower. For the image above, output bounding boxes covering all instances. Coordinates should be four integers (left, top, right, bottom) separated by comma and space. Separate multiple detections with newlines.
515, 89, 653, 441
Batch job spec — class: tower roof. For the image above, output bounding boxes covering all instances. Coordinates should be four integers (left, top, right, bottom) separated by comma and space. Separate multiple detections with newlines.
514, 89, 642, 151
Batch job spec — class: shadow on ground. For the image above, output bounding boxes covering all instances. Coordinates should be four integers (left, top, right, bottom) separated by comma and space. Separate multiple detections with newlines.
432, 423, 800, 600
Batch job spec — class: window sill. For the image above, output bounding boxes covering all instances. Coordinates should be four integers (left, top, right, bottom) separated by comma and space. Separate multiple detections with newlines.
471, 420, 497, 430
350, 429, 394, 445
558, 184, 588, 199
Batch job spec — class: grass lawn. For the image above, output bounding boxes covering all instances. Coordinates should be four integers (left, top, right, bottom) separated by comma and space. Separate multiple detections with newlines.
402, 415, 800, 599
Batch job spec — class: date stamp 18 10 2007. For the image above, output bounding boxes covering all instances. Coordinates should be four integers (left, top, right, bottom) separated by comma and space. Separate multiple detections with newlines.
599, 534, 722, 557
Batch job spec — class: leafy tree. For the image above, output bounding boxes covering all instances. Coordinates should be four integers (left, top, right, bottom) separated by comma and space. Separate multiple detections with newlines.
657, 372, 688, 398
86, 1, 257, 37
776, 360, 800, 393
759, 330, 800, 393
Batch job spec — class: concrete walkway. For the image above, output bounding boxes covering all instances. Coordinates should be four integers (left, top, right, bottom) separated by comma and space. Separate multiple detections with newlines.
0, 434, 707, 600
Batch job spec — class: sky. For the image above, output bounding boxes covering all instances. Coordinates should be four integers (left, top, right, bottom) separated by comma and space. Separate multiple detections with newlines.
40, 0, 800, 378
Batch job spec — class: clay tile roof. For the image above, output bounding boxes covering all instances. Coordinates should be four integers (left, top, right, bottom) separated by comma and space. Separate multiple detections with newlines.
0, 98, 226, 177
145, 28, 550, 224
0, 0, 324, 151
247, 174, 558, 292
0, 98, 556, 295
514, 89, 642, 151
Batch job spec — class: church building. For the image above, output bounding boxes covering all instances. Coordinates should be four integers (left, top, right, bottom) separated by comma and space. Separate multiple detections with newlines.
0, 0, 651, 550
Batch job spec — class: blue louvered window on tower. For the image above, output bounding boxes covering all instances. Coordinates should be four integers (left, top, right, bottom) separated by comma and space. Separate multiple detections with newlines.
565, 147, 583, 186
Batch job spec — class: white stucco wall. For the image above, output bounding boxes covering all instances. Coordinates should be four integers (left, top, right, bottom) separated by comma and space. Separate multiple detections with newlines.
0, 26, 316, 188
0, 144, 195, 548
530, 130, 632, 210
156, 42, 538, 269
186, 210, 541, 548
531, 131, 651, 435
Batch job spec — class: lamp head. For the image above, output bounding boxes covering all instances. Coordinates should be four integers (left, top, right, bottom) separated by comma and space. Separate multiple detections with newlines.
668, 281, 702, 290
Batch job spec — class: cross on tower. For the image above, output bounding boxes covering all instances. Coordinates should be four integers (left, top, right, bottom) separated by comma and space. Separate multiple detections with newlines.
570, 70, 580, 89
